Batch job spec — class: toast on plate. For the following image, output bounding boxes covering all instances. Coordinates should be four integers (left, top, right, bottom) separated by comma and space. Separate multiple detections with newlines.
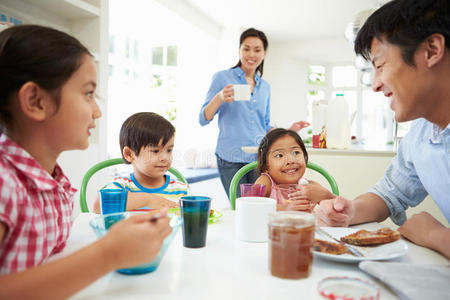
314, 239, 349, 255
340, 227, 400, 246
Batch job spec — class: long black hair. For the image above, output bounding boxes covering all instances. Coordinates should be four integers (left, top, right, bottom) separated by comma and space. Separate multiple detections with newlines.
232, 28, 268, 76
0, 24, 91, 131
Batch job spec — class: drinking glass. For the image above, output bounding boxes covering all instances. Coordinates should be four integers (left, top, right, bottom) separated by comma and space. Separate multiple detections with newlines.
179, 196, 211, 248
269, 211, 315, 279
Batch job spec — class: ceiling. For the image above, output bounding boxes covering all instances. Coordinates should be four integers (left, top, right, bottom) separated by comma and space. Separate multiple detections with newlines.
185, 0, 387, 42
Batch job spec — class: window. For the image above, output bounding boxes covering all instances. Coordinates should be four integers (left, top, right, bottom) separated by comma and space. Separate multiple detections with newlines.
167, 45, 178, 66
133, 40, 139, 60
332, 66, 357, 87
108, 0, 219, 164
109, 35, 115, 54
308, 65, 325, 86
361, 90, 391, 145
307, 64, 401, 147
109, 65, 114, 77
152, 45, 178, 67
152, 47, 163, 65
307, 65, 326, 123
125, 38, 131, 59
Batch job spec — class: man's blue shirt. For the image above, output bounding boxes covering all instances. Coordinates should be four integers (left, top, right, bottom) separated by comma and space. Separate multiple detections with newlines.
369, 118, 450, 225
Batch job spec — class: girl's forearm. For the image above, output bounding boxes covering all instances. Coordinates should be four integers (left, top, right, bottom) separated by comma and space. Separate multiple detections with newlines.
0, 239, 114, 300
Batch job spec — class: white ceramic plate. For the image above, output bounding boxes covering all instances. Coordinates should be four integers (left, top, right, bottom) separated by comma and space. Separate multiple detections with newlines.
314, 227, 408, 263
241, 146, 258, 154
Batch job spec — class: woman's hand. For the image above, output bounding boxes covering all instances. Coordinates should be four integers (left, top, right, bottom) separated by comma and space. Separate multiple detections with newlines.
100, 210, 172, 270
219, 84, 235, 103
289, 121, 310, 131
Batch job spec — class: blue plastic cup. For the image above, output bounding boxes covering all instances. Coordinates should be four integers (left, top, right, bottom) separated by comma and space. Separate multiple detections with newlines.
179, 196, 211, 248
99, 189, 127, 229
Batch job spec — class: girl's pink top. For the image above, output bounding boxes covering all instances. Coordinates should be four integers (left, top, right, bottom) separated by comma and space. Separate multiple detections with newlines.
262, 172, 308, 204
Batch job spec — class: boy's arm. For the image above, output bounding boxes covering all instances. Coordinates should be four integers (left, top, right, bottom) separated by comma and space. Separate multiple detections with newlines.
0, 212, 171, 300
126, 192, 178, 210
93, 195, 101, 213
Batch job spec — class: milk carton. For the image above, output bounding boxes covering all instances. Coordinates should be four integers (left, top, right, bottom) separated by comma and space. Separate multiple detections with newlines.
326, 94, 351, 149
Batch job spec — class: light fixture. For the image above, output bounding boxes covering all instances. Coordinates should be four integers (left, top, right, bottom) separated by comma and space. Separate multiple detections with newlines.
345, 9, 376, 87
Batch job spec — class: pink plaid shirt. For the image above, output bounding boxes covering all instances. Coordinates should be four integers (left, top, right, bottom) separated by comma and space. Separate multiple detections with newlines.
0, 134, 76, 274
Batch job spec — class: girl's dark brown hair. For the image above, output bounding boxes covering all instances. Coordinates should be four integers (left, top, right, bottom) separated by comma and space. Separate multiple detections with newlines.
0, 25, 91, 132
232, 28, 268, 77
119, 112, 175, 164
257, 128, 308, 173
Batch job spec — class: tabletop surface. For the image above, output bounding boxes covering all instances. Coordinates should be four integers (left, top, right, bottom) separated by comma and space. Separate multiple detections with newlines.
59, 211, 449, 300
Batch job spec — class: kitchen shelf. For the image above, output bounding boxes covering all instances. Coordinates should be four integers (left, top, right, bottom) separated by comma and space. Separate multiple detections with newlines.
24, 0, 100, 19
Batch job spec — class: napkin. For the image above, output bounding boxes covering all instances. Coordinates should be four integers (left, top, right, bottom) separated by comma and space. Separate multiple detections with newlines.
359, 261, 450, 300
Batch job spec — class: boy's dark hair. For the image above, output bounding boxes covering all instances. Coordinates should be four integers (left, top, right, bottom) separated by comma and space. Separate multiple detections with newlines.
232, 28, 269, 76
257, 128, 308, 173
119, 112, 175, 164
0, 25, 91, 132
355, 0, 450, 66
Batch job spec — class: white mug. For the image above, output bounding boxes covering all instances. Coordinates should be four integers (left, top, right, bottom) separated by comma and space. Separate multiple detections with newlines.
235, 197, 276, 242
233, 84, 251, 101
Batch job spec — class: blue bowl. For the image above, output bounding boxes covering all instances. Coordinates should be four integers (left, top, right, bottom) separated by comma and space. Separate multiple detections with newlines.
89, 212, 182, 275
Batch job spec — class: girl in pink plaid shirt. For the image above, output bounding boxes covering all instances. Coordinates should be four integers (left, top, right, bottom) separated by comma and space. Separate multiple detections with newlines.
0, 25, 172, 299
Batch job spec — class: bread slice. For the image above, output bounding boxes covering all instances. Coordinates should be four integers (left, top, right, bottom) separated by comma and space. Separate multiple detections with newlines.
340, 227, 400, 246
314, 239, 349, 255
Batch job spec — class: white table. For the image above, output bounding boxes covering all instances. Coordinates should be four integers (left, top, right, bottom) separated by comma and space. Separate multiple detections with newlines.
61, 211, 449, 300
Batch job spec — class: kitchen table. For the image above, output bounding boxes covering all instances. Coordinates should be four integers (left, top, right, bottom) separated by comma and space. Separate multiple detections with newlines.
59, 211, 449, 300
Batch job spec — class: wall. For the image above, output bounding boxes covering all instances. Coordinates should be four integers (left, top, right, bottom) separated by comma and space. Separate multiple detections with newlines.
264, 46, 309, 129
264, 37, 357, 128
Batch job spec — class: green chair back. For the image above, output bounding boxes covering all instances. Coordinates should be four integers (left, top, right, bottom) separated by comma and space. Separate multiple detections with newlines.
228, 161, 339, 210
79, 158, 187, 212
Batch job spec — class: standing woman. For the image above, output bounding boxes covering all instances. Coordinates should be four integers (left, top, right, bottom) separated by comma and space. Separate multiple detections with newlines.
199, 28, 308, 198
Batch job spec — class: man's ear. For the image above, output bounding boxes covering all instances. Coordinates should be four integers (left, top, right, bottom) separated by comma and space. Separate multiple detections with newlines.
122, 146, 135, 163
17, 82, 54, 121
424, 33, 446, 68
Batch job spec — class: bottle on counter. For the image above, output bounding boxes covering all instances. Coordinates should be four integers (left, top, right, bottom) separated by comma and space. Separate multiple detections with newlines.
326, 93, 351, 149
312, 100, 328, 148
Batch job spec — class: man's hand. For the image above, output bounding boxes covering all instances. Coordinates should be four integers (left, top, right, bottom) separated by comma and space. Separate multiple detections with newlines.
398, 212, 444, 248
316, 196, 355, 227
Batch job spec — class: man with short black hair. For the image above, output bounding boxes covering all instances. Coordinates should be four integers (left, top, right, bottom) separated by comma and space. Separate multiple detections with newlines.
317, 0, 450, 259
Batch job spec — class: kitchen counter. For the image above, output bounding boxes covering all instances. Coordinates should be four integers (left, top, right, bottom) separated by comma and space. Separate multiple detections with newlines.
242, 142, 397, 156
306, 142, 397, 156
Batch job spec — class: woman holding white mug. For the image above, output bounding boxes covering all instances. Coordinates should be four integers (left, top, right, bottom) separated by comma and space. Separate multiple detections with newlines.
199, 28, 309, 199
